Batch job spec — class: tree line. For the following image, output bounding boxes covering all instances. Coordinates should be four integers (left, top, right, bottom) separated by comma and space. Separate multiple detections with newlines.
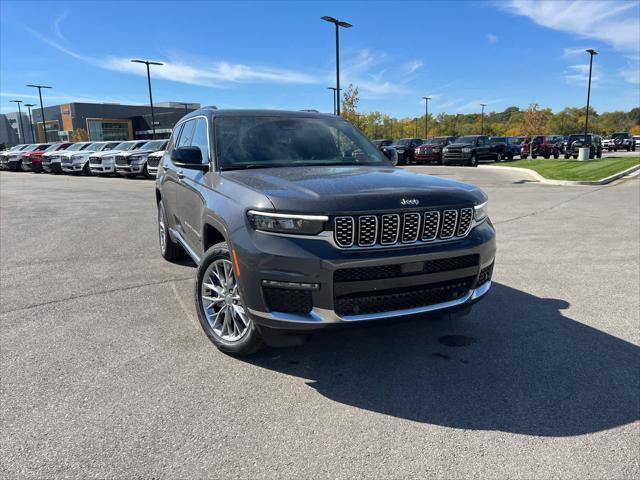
339, 84, 640, 139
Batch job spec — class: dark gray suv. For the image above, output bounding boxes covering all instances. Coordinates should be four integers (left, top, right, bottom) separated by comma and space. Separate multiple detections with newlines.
156, 108, 496, 356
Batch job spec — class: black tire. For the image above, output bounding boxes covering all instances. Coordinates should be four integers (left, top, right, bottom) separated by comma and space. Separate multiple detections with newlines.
532, 154, 538, 159
596, 149, 602, 159
572, 155, 578, 159
627, 146, 632, 152
468, 154, 478, 167
608, 147, 612, 152
521, 154, 528, 160
158, 200, 182, 261
543, 153, 550, 159
495, 152, 503, 162
195, 242, 264, 356
553, 151, 559, 159
508, 152, 514, 161
83, 162, 92, 176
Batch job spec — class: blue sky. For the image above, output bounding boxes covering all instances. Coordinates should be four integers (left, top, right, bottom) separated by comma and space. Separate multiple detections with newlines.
1, 0, 638, 117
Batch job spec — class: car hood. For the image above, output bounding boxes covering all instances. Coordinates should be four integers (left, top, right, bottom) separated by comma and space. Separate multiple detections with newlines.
221, 165, 486, 213
447, 142, 475, 148
89, 149, 124, 158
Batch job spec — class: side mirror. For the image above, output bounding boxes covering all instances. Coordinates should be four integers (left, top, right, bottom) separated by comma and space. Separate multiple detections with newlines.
381, 146, 398, 165
171, 146, 208, 170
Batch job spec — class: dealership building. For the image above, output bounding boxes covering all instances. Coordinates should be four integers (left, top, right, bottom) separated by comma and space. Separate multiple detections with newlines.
4, 101, 200, 146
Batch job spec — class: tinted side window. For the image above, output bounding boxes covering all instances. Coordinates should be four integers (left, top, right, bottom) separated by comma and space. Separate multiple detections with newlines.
167, 124, 183, 154
177, 120, 196, 149
190, 118, 210, 164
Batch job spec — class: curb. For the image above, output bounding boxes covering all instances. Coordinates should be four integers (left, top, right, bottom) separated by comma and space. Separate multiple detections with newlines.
480, 163, 640, 186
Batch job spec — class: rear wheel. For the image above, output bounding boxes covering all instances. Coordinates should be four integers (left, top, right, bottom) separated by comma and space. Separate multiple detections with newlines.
195, 242, 264, 356
158, 200, 182, 261
553, 151, 559, 159
532, 154, 538, 159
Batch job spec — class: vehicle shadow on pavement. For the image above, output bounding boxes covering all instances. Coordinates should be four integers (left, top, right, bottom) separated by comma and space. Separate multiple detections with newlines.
247, 283, 639, 437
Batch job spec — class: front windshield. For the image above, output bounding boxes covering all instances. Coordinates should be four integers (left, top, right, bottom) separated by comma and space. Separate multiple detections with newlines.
456, 136, 479, 144
568, 134, 591, 143
142, 140, 165, 150
426, 138, 448, 145
86, 142, 104, 150
215, 116, 387, 170
132, 142, 148, 150
44, 143, 61, 152
114, 142, 135, 151
66, 143, 86, 151
392, 139, 411, 147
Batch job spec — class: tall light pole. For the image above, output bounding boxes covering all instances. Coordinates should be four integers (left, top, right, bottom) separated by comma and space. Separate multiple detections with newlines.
26, 84, 51, 142
422, 96, 431, 138
480, 103, 487, 135
131, 59, 164, 139
180, 103, 191, 115
327, 87, 339, 115
9, 100, 25, 144
584, 49, 598, 146
24, 104, 36, 143
321, 16, 352, 116
414, 118, 418, 137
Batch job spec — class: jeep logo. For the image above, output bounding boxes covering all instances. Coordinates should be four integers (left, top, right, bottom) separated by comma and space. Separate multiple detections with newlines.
401, 198, 420, 206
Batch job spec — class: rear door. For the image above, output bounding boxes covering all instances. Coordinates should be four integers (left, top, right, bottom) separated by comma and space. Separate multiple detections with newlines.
176, 117, 212, 255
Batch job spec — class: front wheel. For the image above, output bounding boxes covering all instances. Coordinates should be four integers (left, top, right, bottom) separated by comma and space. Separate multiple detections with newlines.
495, 152, 503, 162
532, 154, 538, 159
521, 154, 528, 160
195, 242, 264, 356
553, 151, 559, 159
468, 154, 478, 167
142, 162, 152, 179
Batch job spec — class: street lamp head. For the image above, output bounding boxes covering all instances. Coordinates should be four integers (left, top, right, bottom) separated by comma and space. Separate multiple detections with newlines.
321, 15, 337, 23
586, 49, 598, 56
337, 21, 352, 28
131, 59, 164, 66
25, 103, 36, 107
10, 99, 23, 103
321, 16, 351, 28
26, 84, 52, 89
423, 96, 432, 101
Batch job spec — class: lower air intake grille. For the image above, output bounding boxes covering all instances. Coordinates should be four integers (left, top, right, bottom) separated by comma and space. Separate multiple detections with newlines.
477, 262, 494, 286
334, 278, 474, 316
263, 287, 312, 314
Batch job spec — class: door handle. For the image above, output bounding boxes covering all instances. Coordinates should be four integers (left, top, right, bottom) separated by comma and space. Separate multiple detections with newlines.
177, 169, 185, 179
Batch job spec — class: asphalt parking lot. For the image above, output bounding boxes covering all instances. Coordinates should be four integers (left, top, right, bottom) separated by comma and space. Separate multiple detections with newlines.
1, 168, 638, 479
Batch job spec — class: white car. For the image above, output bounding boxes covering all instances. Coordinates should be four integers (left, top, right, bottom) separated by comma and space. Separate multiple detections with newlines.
61, 141, 121, 175
602, 137, 613, 150
44, 142, 92, 173
115, 140, 167, 178
0, 144, 29, 170
146, 149, 165, 177
89, 140, 148, 175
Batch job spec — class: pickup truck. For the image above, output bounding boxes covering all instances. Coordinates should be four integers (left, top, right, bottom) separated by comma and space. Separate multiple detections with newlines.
442, 135, 504, 166
489, 136, 521, 161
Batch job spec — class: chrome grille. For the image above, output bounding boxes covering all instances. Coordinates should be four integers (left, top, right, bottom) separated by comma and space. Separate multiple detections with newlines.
334, 217, 354, 247
115, 155, 129, 165
89, 156, 102, 165
422, 211, 440, 240
380, 215, 400, 245
61, 156, 73, 164
401, 213, 421, 243
457, 208, 473, 236
333, 207, 476, 249
358, 216, 377, 246
440, 210, 458, 238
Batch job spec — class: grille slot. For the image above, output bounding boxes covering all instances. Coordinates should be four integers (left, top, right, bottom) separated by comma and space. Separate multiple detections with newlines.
380, 214, 400, 245
333, 207, 477, 249
334, 217, 355, 247
440, 210, 458, 239
401, 213, 421, 243
89, 156, 102, 165
115, 155, 129, 165
457, 208, 474, 236
422, 211, 440, 240
358, 216, 377, 246
477, 262, 494, 286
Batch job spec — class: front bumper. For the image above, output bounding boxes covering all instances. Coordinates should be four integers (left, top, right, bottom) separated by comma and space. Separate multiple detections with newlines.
415, 153, 442, 162
61, 162, 85, 172
116, 163, 144, 174
442, 152, 472, 163
43, 162, 61, 173
236, 219, 496, 330
90, 163, 115, 174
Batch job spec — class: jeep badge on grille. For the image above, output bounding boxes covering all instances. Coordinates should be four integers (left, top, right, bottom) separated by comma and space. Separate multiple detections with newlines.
400, 198, 420, 206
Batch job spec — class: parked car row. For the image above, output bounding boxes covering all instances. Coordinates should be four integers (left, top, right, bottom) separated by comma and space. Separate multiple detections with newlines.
0, 140, 168, 178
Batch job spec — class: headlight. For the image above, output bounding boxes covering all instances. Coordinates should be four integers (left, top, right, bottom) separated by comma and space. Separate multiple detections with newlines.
71, 154, 84, 160
129, 155, 145, 162
474, 201, 488, 222
443, 147, 449, 153
432, 147, 441, 153
462, 147, 472, 153
247, 210, 328, 235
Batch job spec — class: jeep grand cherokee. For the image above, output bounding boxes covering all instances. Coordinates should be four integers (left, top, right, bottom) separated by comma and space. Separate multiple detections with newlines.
156, 109, 496, 356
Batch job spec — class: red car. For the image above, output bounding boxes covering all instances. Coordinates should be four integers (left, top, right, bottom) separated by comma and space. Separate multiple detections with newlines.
414, 136, 458, 164
520, 136, 560, 159
22, 142, 73, 173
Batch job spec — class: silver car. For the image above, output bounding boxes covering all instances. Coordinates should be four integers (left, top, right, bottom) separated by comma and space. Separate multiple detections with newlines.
89, 140, 148, 175
61, 141, 121, 175
115, 140, 167, 178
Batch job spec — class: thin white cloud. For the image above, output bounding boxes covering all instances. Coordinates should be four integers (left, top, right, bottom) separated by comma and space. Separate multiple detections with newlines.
563, 63, 602, 85
620, 55, 640, 85
500, 1, 640, 52
405, 60, 424, 74
562, 46, 591, 57
0, 90, 140, 105
455, 99, 503, 113
486, 33, 498, 44
53, 12, 68, 42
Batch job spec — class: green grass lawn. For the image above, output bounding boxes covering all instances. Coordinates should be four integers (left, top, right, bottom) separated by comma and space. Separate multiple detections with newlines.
493, 157, 640, 181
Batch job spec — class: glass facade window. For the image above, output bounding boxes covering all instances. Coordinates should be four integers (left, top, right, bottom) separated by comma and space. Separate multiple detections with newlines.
87, 120, 130, 141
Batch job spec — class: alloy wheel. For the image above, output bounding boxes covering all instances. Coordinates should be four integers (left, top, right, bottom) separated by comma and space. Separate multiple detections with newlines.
158, 204, 167, 254
201, 259, 249, 342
